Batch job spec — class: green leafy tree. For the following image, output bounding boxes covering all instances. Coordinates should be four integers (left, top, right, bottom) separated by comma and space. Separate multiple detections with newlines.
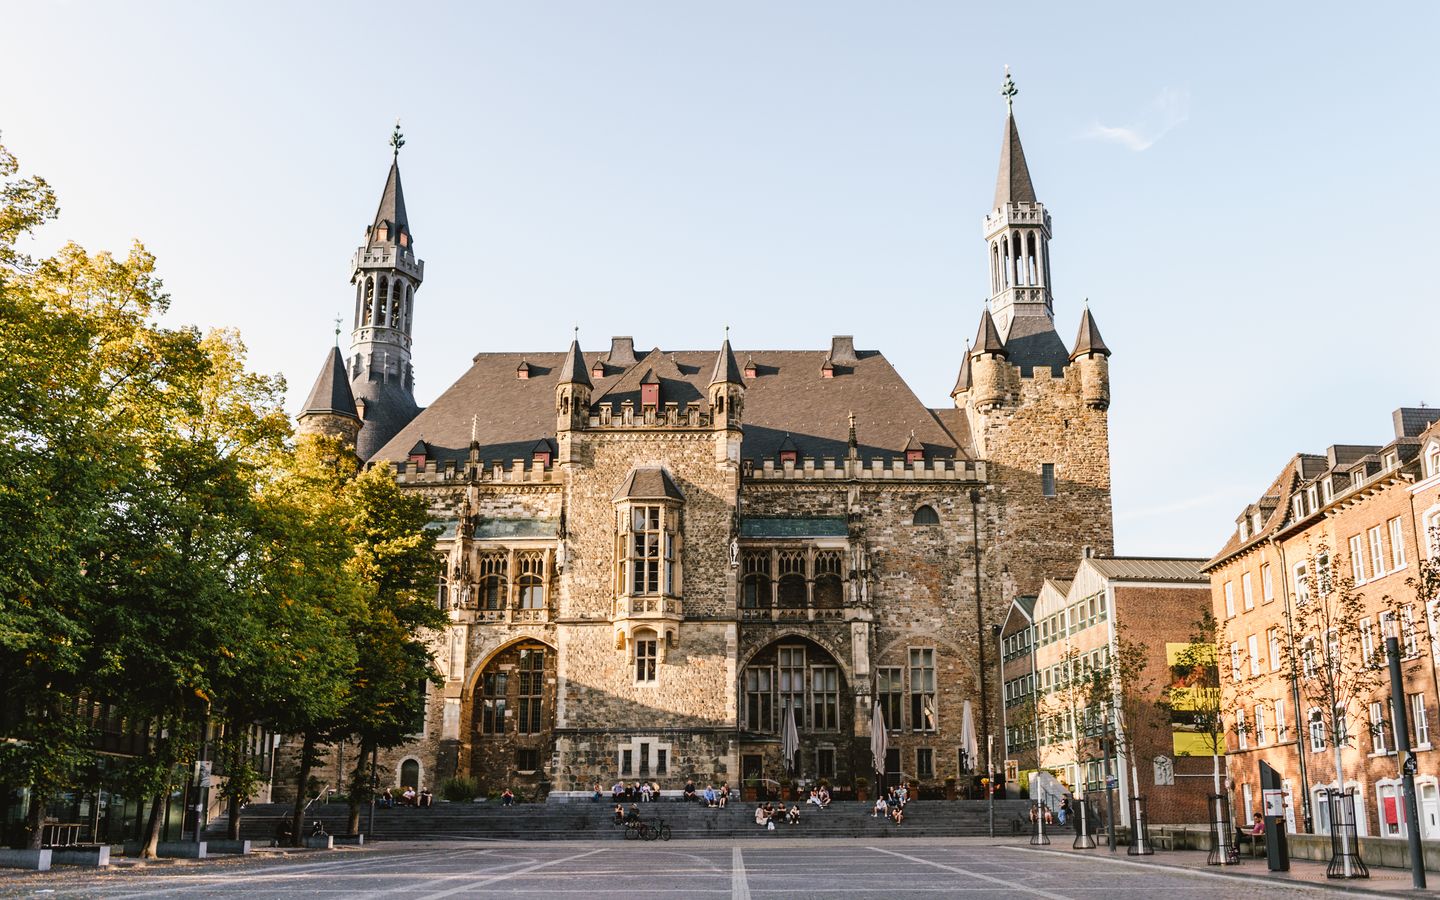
1087, 624, 1157, 807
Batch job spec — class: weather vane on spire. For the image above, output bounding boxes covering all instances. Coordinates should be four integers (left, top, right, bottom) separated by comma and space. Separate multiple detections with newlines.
333, 314, 342, 345
390, 119, 405, 159
1001, 65, 1017, 112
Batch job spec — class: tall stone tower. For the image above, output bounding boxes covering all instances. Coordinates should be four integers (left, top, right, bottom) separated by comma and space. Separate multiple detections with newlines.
348, 125, 424, 461
953, 71, 1114, 597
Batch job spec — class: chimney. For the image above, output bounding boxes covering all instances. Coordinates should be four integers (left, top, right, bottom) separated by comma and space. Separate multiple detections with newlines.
829, 335, 858, 364
608, 336, 637, 367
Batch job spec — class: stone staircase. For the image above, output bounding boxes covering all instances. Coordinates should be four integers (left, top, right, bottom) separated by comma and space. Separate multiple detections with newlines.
208, 799, 1032, 843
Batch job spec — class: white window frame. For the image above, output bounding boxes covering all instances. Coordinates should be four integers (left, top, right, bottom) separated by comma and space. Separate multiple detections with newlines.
1262, 563, 1274, 603
1237, 708, 1248, 750
1242, 572, 1255, 610
1255, 703, 1268, 745
1412, 693, 1431, 748
1225, 582, 1235, 618
1390, 517, 1407, 570
1268, 626, 1282, 672
1231, 642, 1243, 682
1248, 634, 1262, 677
1428, 443, 1440, 478
1349, 535, 1366, 584
1293, 561, 1311, 605
1402, 606, 1420, 658
1276, 697, 1289, 743
1309, 708, 1326, 752
1371, 701, 1389, 755
1369, 525, 1387, 579
1360, 618, 1375, 666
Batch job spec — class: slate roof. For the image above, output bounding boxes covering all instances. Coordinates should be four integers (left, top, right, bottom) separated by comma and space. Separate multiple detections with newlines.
353, 375, 421, 463
1070, 307, 1111, 360
974, 310, 1007, 357
709, 339, 743, 386
301, 346, 358, 420
1084, 556, 1209, 584
371, 344, 970, 466
613, 466, 684, 501
951, 345, 972, 395
370, 159, 410, 246
558, 338, 591, 388
1004, 314, 1069, 377
994, 113, 1038, 207
1204, 457, 1308, 570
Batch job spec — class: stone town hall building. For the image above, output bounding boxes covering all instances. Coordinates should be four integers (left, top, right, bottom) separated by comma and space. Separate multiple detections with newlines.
291, 91, 1116, 799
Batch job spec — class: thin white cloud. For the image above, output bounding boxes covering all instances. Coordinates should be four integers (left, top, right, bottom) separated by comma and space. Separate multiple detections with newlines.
1083, 87, 1189, 152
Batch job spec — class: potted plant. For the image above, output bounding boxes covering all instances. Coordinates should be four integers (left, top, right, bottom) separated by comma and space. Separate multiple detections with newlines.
855, 776, 870, 802
743, 777, 759, 802
945, 776, 958, 801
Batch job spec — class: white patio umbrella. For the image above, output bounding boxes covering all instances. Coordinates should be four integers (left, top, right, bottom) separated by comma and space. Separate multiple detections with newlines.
781, 703, 800, 774
960, 700, 979, 773
871, 701, 888, 782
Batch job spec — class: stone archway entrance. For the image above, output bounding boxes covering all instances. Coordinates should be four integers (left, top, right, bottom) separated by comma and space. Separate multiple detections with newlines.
737, 636, 854, 795
466, 639, 557, 798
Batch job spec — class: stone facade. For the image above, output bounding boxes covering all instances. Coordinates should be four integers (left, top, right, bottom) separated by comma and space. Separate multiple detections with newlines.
283, 94, 1118, 804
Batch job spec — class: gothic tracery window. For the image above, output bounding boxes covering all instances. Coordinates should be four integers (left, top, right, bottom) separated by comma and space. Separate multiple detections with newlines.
814, 551, 843, 608
777, 551, 806, 608
518, 551, 546, 609
742, 552, 771, 608
478, 553, 508, 610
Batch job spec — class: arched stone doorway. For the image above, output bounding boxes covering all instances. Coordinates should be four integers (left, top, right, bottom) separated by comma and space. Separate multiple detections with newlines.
466, 639, 557, 798
737, 636, 853, 796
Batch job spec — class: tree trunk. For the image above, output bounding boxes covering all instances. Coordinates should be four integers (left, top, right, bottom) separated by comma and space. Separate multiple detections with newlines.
227, 793, 243, 841
141, 792, 166, 858
1332, 741, 1352, 877
24, 792, 45, 850
346, 740, 371, 836
290, 732, 316, 848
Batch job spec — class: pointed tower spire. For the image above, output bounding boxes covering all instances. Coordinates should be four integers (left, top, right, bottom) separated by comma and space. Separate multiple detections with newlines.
974, 309, 1008, 358
558, 335, 592, 388
1070, 304, 1111, 360
983, 68, 1055, 347
347, 130, 425, 461
709, 335, 743, 386
297, 345, 362, 449
952, 341, 973, 396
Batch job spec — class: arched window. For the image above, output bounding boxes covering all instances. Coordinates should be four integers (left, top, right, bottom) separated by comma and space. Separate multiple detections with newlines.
777, 551, 806, 608
814, 551, 843, 608
362, 277, 374, 326
435, 568, 449, 610
742, 552, 772, 608
376, 277, 390, 327
518, 551, 545, 609
478, 553, 507, 610
913, 505, 940, 526
399, 759, 420, 790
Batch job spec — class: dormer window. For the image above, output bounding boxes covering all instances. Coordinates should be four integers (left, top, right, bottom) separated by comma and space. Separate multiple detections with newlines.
1239, 520, 1250, 542
1427, 443, 1440, 477
1306, 486, 1318, 511
1383, 451, 1398, 471
1292, 495, 1305, 519
640, 370, 660, 408
592, 360, 606, 379
1252, 512, 1262, 534
408, 439, 430, 466
1321, 480, 1333, 503
904, 432, 924, 464
532, 440, 553, 468
778, 435, 799, 466
820, 359, 835, 379
516, 360, 531, 380
743, 355, 757, 379
1352, 468, 1366, 489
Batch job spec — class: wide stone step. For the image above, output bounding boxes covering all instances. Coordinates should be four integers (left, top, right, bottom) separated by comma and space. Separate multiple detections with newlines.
210, 800, 1032, 842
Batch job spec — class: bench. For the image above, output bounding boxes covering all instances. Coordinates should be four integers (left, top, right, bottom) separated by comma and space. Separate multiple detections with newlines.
1150, 833, 1174, 851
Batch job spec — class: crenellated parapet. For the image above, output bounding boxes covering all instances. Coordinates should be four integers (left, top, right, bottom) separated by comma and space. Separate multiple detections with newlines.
744, 455, 985, 483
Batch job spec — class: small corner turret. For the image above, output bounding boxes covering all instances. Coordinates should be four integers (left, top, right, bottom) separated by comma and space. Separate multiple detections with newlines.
1070, 304, 1111, 410
707, 329, 745, 429
555, 332, 592, 436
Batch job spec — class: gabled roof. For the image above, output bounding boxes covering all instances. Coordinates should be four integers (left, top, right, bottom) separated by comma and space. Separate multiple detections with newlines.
1083, 556, 1208, 584
613, 466, 683, 502
300, 346, 358, 421
1071, 307, 1111, 360
1205, 457, 1307, 570
903, 431, 923, 453
371, 344, 970, 466
994, 113, 1038, 208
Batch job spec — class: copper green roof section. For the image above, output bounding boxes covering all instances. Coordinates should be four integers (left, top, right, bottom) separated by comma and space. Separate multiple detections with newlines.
740, 517, 848, 539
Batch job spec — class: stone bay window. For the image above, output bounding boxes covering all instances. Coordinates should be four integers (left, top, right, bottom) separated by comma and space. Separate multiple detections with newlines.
738, 540, 848, 621
612, 466, 685, 659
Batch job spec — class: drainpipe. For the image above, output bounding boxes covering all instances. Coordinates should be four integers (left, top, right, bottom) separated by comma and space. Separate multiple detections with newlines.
1272, 537, 1313, 833
971, 490, 992, 776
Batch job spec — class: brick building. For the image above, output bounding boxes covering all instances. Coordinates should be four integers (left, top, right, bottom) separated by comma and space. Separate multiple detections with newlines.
282, 80, 1117, 801
1205, 408, 1440, 840
1001, 556, 1212, 825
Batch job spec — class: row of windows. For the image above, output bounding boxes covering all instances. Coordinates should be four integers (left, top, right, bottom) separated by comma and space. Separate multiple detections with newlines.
1237, 695, 1432, 757
1347, 518, 1408, 585
872, 650, 938, 733
1242, 610, 1424, 683
743, 646, 843, 732
1035, 593, 1107, 647
741, 550, 844, 609
1002, 628, 1033, 662
438, 550, 549, 611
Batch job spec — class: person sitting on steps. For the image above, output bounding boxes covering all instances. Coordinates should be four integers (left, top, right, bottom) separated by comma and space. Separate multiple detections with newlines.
683, 780, 697, 802
613, 804, 625, 825
501, 788, 515, 807
786, 804, 800, 825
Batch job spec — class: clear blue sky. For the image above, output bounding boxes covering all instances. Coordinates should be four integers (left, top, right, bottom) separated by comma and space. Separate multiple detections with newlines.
6, 1, 1437, 557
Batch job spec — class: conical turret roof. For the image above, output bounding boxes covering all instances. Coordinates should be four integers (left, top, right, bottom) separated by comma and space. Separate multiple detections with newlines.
974, 309, 1008, 357
994, 114, 1038, 208
558, 337, 592, 388
952, 343, 973, 395
1070, 307, 1111, 360
301, 346, 359, 421
370, 159, 411, 245
709, 338, 744, 386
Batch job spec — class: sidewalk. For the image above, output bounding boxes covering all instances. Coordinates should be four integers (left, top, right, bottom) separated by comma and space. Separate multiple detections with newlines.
1007, 841, 1435, 897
